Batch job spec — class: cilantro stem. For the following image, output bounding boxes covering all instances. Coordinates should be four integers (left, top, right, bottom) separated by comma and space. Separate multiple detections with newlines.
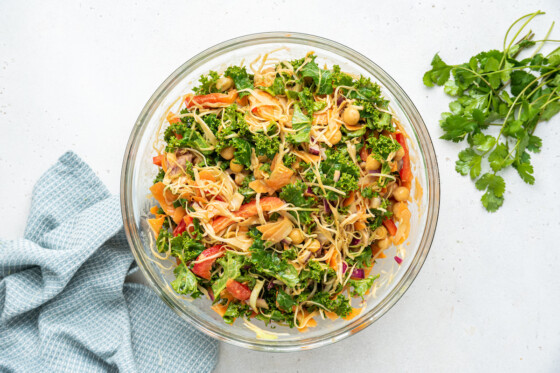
503, 11, 544, 63
476, 65, 558, 77
453, 66, 501, 97
496, 69, 559, 145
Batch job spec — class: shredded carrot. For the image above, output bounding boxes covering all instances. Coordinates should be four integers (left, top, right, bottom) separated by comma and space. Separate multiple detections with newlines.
343, 191, 355, 207
354, 221, 366, 231
342, 307, 362, 321
172, 206, 186, 225
149, 182, 175, 216
325, 311, 338, 320
198, 170, 216, 182
211, 303, 229, 317
147, 217, 165, 236
328, 249, 341, 270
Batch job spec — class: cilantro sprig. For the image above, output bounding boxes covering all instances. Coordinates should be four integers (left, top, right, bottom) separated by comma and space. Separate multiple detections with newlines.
424, 11, 560, 211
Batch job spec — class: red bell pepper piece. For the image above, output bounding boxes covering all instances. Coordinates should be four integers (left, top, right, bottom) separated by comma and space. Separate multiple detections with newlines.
192, 245, 226, 280
173, 218, 186, 237
185, 90, 238, 109
395, 133, 412, 183
383, 219, 398, 236
359, 144, 369, 162
211, 197, 284, 233
152, 154, 165, 167
226, 279, 252, 301
173, 216, 194, 237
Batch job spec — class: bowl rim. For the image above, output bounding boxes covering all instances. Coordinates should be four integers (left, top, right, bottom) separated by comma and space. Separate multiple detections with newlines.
121, 31, 440, 352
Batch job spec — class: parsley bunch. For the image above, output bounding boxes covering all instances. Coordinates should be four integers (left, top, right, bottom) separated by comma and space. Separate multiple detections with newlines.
424, 11, 560, 211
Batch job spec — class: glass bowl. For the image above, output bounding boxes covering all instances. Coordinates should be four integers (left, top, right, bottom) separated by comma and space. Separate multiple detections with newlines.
120, 32, 440, 352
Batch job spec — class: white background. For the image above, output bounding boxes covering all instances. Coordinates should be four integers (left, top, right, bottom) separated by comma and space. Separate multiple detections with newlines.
1, 1, 560, 372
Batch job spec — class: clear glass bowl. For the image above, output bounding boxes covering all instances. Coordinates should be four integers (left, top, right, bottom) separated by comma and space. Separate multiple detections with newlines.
120, 32, 440, 352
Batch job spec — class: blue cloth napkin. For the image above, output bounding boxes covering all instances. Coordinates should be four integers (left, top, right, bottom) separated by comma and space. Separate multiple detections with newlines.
0, 152, 218, 373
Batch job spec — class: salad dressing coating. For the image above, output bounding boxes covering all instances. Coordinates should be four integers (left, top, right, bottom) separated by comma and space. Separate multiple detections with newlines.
148, 51, 413, 331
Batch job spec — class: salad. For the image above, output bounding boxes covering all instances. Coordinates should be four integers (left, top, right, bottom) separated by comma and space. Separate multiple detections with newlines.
147, 52, 413, 331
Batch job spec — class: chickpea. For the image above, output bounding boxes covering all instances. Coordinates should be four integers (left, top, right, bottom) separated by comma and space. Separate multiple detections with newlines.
234, 173, 245, 186
366, 154, 381, 171
330, 129, 342, 145
377, 237, 391, 250
216, 76, 234, 91
288, 228, 304, 245
374, 226, 388, 240
307, 239, 321, 253
220, 146, 235, 160
393, 186, 410, 202
394, 147, 405, 161
342, 106, 360, 126
230, 159, 244, 173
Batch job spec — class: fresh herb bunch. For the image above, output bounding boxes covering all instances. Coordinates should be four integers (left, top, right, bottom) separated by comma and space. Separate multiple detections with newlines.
424, 11, 560, 211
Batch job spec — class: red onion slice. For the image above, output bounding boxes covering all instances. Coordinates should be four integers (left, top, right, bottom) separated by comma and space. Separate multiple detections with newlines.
351, 268, 365, 279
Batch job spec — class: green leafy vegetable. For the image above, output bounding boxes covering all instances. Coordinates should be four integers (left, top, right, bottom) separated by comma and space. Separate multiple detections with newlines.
349, 275, 380, 297
276, 289, 297, 311
192, 71, 220, 95
249, 229, 300, 288
231, 138, 252, 168
299, 57, 334, 95
287, 104, 312, 144
212, 252, 245, 298
279, 180, 315, 225
171, 263, 201, 298
311, 292, 352, 318
367, 135, 401, 159
225, 66, 253, 97
169, 233, 205, 263
424, 11, 560, 211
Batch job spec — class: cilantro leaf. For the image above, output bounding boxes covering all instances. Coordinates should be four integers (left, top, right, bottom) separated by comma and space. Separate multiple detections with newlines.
510, 70, 538, 96
514, 161, 535, 185
475, 173, 505, 212
472, 133, 496, 152
527, 135, 542, 153
541, 101, 560, 121
488, 143, 513, 172
423, 53, 453, 87
440, 115, 478, 142
455, 148, 482, 179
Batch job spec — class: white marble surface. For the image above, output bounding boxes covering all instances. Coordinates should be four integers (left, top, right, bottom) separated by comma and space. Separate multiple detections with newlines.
1, 1, 560, 372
